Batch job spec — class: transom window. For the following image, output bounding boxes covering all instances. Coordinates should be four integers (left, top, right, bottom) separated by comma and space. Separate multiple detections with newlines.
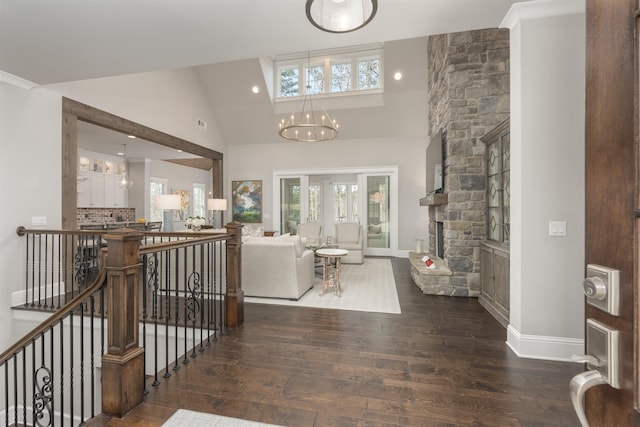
276, 45, 383, 99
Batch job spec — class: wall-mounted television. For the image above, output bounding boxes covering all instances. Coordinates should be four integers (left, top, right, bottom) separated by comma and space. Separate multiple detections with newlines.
426, 129, 445, 194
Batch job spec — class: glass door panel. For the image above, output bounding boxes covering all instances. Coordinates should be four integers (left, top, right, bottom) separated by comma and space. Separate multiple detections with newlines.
366, 175, 390, 250
280, 177, 300, 235
333, 183, 359, 223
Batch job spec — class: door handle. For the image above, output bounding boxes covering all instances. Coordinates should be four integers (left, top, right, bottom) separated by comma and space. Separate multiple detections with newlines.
570, 370, 607, 427
569, 319, 619, 427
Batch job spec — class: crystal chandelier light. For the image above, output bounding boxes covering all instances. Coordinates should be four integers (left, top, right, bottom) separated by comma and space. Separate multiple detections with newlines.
306, 0, 378, 33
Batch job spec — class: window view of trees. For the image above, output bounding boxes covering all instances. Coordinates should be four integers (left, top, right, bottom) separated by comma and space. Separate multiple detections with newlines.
308, 184, 321, 222
331, 63, 352, 92
306, 65, 324, 94
276, 47, 382, 99
192, 183, 206, 218
334, 183, 359, 223
358, 59, 380, 90
280, 67, 299, 97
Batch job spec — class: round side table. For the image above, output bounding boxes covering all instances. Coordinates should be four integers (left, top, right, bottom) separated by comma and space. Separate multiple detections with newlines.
315, 248, 348, 297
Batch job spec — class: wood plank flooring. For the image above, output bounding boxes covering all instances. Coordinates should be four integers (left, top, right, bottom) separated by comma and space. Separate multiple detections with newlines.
88, 257, 582, 426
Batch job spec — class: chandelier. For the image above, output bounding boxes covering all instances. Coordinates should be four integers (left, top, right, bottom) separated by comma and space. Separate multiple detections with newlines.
278, 56, 339, 142
306, 0, 378, 33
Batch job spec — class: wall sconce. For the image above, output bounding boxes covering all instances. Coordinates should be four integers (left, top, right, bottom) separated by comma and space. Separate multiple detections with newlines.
155, 194, 181, 232
207, 198, 228, 229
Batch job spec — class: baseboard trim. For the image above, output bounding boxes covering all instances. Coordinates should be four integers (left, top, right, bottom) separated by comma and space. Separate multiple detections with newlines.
506, 324, 584, 362
11, 282, 65, 307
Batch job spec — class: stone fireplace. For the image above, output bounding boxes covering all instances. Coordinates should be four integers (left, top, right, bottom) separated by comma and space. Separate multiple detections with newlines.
412, 28, 510, 297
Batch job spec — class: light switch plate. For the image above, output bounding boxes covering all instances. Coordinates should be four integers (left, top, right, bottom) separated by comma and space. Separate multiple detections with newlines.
31, 216, 47, 226
549, 221, 567, 236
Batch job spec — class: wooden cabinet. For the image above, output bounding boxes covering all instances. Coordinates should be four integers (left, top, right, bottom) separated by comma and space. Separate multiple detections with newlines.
479, 242, 510, 328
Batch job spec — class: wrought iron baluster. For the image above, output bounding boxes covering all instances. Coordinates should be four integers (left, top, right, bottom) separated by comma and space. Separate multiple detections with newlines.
163, 250, 172, 380
90, 295, 96, 418
182, 248, 189, 365
34, 334, 53, 427
173, 248, 180, 372
80, 304, 85, 424
59, 319, 64, 427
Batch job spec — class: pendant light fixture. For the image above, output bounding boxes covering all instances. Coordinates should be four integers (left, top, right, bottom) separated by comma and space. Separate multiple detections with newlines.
306, 0, 378, 33
117, 144, 133, 190
278, 53, 339, 142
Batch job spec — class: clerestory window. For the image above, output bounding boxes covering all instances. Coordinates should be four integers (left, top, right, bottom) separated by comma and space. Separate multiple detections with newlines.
275, 45, 383, 99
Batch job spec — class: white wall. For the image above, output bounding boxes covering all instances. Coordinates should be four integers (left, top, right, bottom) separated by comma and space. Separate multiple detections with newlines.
47, 68, 226, 154
227, 137, 428, 251
0, 84, 62, 351
502, 0, 585, 360
0, 68, 224, 351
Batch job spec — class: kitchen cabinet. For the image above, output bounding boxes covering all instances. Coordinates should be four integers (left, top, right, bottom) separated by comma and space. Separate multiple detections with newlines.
77, 151, 127, 208
479, 242, 510, 328
105, 174, 127, 207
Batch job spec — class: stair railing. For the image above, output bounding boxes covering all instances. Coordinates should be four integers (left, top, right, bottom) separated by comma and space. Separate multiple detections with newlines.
0, 223, 244, 426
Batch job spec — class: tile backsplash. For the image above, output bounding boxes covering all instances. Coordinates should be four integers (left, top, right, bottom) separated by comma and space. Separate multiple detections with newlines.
77, 208, 136, 225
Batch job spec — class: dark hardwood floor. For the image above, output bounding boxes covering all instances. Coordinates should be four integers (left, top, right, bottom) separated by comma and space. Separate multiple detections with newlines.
89, 257, 582, 426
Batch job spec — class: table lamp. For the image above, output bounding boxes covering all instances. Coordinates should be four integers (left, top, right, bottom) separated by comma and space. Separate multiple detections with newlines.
207, 198, 227, 229
155, 194, 181, 231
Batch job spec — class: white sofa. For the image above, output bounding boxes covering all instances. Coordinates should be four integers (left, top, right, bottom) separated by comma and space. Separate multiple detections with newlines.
241, 235, 315, 300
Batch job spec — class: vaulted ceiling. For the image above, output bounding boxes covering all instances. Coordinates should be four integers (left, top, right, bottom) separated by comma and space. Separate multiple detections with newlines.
1, 0, 516, 147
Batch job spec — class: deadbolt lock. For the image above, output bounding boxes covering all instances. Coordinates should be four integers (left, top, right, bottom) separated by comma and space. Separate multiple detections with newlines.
583, 264, 620, 316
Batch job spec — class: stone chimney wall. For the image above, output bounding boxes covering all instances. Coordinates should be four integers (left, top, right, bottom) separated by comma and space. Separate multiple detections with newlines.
427, 28, 510, 296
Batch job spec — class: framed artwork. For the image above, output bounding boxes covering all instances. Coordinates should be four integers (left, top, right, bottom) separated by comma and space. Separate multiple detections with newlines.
232, 180, 262, 223
172, 188, 190, 220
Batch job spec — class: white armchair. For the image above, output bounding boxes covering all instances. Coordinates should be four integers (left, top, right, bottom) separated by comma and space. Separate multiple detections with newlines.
334, 222, 364, 264
297, 222, 322, 247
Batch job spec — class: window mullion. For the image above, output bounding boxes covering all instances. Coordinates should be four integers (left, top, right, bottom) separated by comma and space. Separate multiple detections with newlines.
324, 61, 331, 94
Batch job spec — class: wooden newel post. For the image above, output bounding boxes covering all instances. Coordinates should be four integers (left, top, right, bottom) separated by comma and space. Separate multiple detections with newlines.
101, 228, 145, 418
224, 222, 244, 328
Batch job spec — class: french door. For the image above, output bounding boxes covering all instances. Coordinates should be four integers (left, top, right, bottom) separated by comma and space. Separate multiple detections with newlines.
279, 175, 308, 235
273, 167, 397, 257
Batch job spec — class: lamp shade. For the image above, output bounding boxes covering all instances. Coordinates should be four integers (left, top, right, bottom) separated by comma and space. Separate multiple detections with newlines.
306, 0, 378, 33
207, 198, 228, 211
155, 194, 181, 210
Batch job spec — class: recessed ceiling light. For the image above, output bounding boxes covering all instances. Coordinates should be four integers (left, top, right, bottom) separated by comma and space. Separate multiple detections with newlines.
177, 149, 183, 153
252, 86, 260, 94
117, 151, 124, 156
394, 72, 402, 81
128, 135, 136, 139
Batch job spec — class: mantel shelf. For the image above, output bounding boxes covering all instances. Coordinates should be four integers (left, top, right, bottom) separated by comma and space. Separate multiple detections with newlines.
420, 193, 448, 206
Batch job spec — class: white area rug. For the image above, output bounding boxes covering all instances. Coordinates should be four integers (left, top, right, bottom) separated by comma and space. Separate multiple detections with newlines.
245, 258, 401, 314
163, 409, 283, 427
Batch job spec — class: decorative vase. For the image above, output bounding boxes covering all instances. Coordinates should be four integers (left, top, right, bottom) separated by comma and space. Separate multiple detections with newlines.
414, 239, 424, 254
192, 225, 201, 232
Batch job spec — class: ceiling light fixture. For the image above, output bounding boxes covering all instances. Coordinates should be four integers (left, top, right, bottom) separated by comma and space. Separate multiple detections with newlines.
278, 54, 339, 142
306, 0, 378, 33
116, 143, 133, 190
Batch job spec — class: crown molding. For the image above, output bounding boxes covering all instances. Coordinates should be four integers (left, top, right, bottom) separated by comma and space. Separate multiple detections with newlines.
0, 70, 38, 90
500, 0, 585, 30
